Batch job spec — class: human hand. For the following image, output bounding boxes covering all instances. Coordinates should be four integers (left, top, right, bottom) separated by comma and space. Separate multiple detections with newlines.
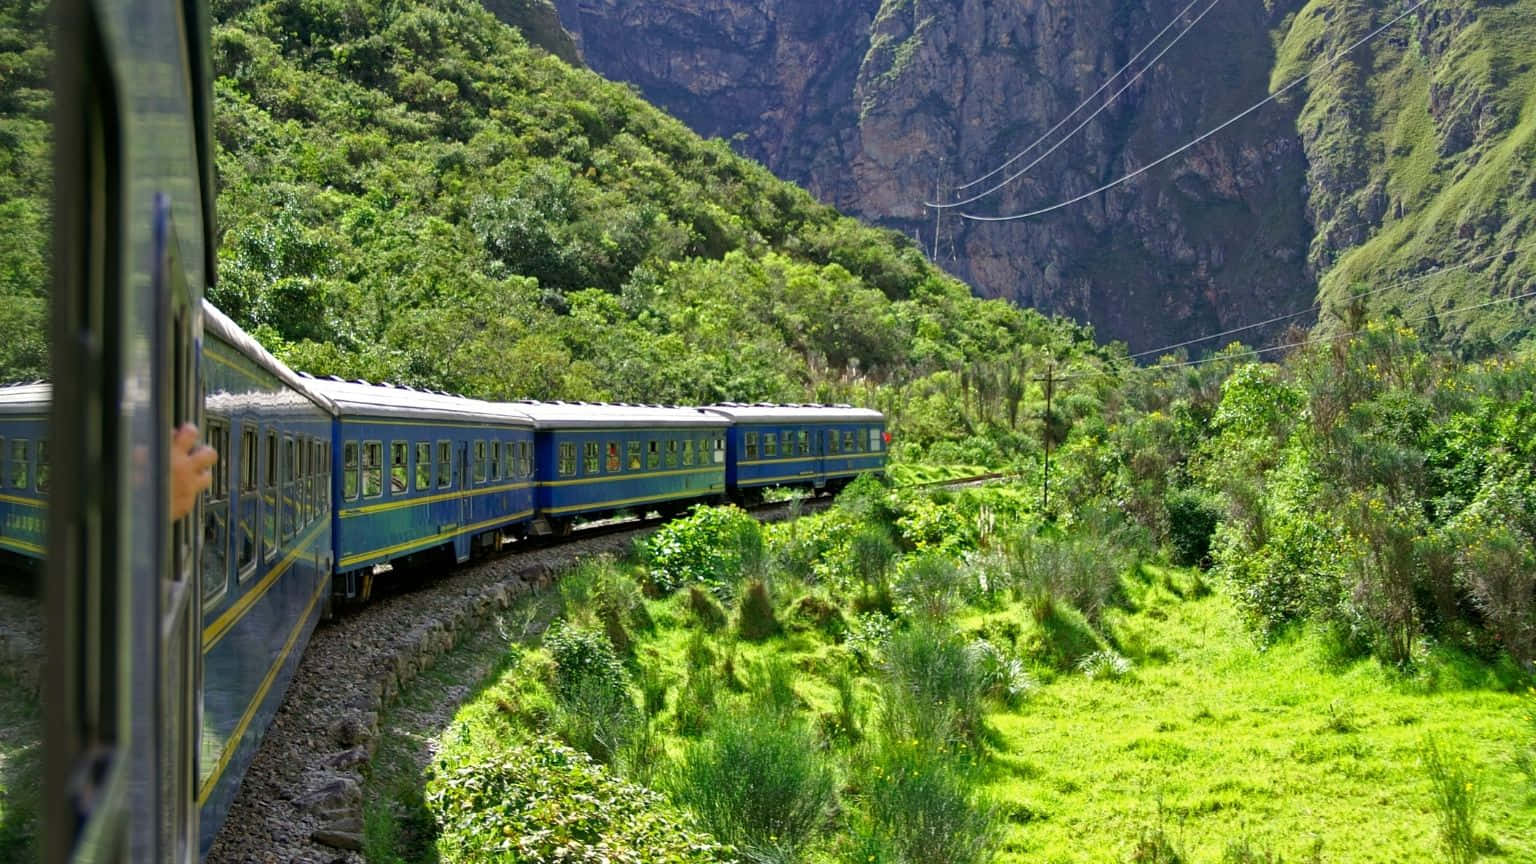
170, 423, 218, 521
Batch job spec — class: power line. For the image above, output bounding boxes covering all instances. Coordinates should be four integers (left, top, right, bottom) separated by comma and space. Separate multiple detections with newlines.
1126, 240, 1536, 360
929, 0, 1225, 211
948, 0, 1213, 194
959, 0, 1430, 224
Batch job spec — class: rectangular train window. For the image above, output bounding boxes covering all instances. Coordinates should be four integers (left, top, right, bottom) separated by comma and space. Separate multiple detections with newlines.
501, 441, 514, 480
843, 430, 857, 452
416, 442, 431, 491
797, 430, 809, 456
490, 441, 502, 482
35, 440, 48, 492
363, 441, 383, 498
665, 439, 678, 468
607, 441, 621, 473
437, 440, 452, 488
474, 440, 487, 485
744, 431, 758, 460
647, 440, 659, 470
558, 442, 577, 477
715, 436, 726, 464
237, 425, 258, 576
391, 442, 408, 494
300, 440, 311, 526
8, 439, 27, 489
584, 442, 600, 475
322, 442, 332, 513
0, 436, 5, 487
627, 441, 641, 471
826, 430, 838, 455
284, 437, 298, 540
871, 429, 882, 451
311, 440, 321, 520
265, 430, 280, 560
520, 441, 531, 478
202, 421, 231, 608
682, 439, 694, 467
343, 441, 360, 500
697, 438, 708, 465
763, 433, 777, 459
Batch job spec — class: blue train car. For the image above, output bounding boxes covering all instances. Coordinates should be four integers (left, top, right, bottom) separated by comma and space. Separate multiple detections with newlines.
515, 403, 728, 533
703, 404, 888, 498
197, 302, 338, 854
0, 383, 50, 564
302, 377, 537, 599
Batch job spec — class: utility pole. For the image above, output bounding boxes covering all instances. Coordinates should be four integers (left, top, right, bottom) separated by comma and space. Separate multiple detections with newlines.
932, 157, 945, 261
1036, 360, 1055, 516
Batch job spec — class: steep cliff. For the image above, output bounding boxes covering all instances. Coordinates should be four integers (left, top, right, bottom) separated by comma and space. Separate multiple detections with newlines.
549, 0, 1536, 352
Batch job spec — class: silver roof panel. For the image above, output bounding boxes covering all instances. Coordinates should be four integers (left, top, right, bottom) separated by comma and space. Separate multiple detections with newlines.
0, 382, 50, 415
701, 404, 885, 423
301, 377, 536, 427
203, 300, 336, 414
511, 401, 728, 430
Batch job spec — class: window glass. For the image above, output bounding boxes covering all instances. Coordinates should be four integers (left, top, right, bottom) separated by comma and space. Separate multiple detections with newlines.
523, 441, 533, 478
343, 441, 360, 500
437, 440, 452, 488
698, 438, 709, 465
391, 442, 408, 494
237, 426, 258, 573
827, 430, 839, 454
35, 439, 48, 492
8, 439, 28, 489
607, 441, 621, 473
871, 429, 882, 452
559, 442, 577, 477
665, 439, 678, 468
490, 441, 502, 482
715, 437, 725, 464
322, 442, 331, 512
363, 442, 382, 498
647, 440, 660, 470
266, 431, 277, 489
764, 433, 777, 458
584, 441, 600, 475
415, 442, 430, 490
744, 430, 758, 460
301, 440, 312, 525
799, 430, 809, 456
628, 441, 642, 471
474, 440, 487, 484
843, 430, 857, 452
264, 431, 280, 559
682, 438, 694, 467
202, 422, 230, 606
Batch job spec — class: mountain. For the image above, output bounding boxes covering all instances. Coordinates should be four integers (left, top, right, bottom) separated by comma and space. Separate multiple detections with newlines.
550, 0, 1536, 354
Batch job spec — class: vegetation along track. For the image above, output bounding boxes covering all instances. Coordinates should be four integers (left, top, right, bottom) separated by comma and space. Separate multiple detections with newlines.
201, 489, 899, 862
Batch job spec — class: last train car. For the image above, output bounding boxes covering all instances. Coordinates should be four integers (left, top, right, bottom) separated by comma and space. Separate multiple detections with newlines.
0, 383, 50, 563
703, 404, 888, 499
515, 402, 727, 533
301, 377, 536, 600
197, 301, 337, 854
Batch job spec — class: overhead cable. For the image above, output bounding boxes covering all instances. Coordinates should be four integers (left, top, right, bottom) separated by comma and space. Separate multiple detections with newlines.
948, 0, 1213, 194
959, 0, 1431, 223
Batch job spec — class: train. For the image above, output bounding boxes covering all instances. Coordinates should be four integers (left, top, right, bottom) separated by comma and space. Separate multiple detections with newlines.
10, 0, 887, 860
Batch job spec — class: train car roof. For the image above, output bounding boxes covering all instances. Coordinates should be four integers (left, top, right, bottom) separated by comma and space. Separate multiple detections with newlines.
0, 382, 50, 415
509, 401, 727, 430
203, 300, 337, 414
701, 404, 885, 423
299, 376, 536, 427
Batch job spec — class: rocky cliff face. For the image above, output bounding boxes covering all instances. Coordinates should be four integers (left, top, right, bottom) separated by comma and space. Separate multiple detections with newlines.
550, 0, 1316, 352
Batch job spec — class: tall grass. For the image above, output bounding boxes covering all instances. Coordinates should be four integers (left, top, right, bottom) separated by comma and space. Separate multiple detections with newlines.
1420, 735, 1482, 864
668, 707, 836, 864
853, 742, 1000, 864
880, 621, 986, 746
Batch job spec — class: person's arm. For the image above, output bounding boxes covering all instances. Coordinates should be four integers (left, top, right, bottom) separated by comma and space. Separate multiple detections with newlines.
170, 423, 218, 521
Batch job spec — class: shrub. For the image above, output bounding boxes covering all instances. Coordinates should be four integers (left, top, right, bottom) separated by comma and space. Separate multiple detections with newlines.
846, 612, 896, 669
551, 670, 639, 765
967, 638, 1037, 707
1007, 529, 1127, 626
688, 585, 728, 630
895, 551, 964, 620
425, 738, 734, 864
737, 580, 780, 641
750, 656, 798, 717
1165, 487, 1219, 568
544, 624, 627, 703
1420, 735, 1481, 864
1019, 598, 1107, 672
854, 744, 1000, 864
1077, 650, 1134, 681
1449, 474, 1536, 668
1221, 837, 1286, 863
881, 622, 986, 746
669, 707, 836, 863
849, 525, 899, 612
784, 592, 848, 641
643, 505, 764, 595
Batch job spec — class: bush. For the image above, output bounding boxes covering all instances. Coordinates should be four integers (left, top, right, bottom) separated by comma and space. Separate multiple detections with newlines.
1164, 488, 1219, 568
643, 505, 764, 595
784, 592, 848, 641
853, 743, 1000, 864
1449, 474, 1536, 668
967, 639, 1036, 707
1007, 529, 1127, 626
551, 670, 639, 765
544, 624, 628, 703
737, 580, 780, 641
849, 525, 899, 612
669, 708, 836, 863
688, 585, 729, 630
1420, 735, 1481, 864
1076, 650, 1134, 681
425, 738, 734, 864
881, 622, 986, 746
895, 551, 964, 620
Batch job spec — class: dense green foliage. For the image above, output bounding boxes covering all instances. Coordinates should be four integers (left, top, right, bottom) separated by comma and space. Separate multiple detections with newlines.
0, 0, 51, 383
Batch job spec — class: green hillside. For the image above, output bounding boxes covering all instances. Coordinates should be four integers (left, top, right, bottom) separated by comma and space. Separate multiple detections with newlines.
206, 0, 1101, 425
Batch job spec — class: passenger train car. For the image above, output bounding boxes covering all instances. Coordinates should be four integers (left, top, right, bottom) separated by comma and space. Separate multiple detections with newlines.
0, 384, 50, 562
702, 404, 888, 500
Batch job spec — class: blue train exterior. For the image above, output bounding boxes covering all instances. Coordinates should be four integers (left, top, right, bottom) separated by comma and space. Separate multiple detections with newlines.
301, 377, 537, 600
0, 384, 50, 563
514, 403, 728, 532
703, 404, 888, 497
196, 302, 338, 855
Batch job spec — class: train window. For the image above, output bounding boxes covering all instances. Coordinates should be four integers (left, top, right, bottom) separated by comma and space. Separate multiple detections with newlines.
311, 440, 321, 521
415, 442, 431, 490
437, 440, 452, 488
628, 441, 641, 471
798, 430, 809, 456
520, 441, 532, 478
607, 441, 621, 473
391, 442, 408, 494
665, 439, 678, 468
584, 441, 600, 475
0, 436, 5, 487
8, 439, 27, 489
698, 438, 709, 465
682, 438, 694, 467
843, 430, 857, 452
647, 440, 659, 470
715, 436, 726, 463
502, 441, 514, 480
299, 440, 310, 526
203, 421, 231, 608
363, 441, 383, 498
764, 433, 777, 459
283, 437, 298, 540
35, 439, 48, 492
343, 441, 360, 500
558, 442, 577, 477
490, 441, 502, 482
474, 440, 487, 485
871, 429, 882, 451
744, 431, 758, 460
323, 442, 332, 512
826, 430, 838, 454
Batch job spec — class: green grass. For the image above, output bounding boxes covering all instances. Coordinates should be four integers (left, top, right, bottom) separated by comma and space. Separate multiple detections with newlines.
0, 674, 40, 863
887, 462, 992, 487
980, 572, 1535, 863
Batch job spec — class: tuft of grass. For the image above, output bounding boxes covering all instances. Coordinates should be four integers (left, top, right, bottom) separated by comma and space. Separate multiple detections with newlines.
854, 742, 1001, 864
1421, 735, 1482, 864
881, 621, 987, 746
688, 585, 728, 630
737, 579, 780, 641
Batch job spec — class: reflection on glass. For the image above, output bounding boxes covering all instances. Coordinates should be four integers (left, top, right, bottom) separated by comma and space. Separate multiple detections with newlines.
0, 0, 50, 858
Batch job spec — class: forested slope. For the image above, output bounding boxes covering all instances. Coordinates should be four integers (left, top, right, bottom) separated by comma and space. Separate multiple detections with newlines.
205, 0, 1104, 424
